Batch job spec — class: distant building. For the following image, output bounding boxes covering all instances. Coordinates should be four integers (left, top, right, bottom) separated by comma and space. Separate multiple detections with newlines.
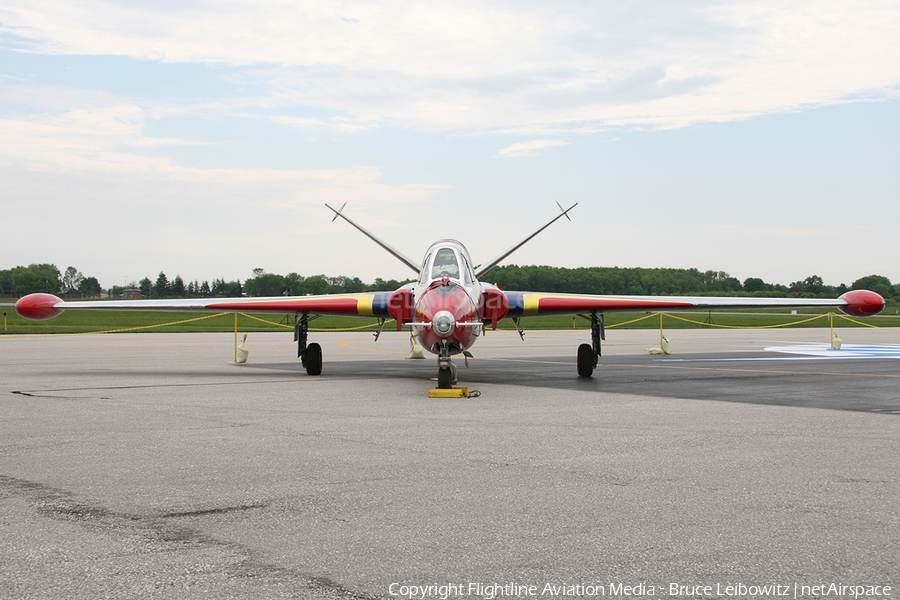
123, 289, 142, 299
61, 290, 84, 299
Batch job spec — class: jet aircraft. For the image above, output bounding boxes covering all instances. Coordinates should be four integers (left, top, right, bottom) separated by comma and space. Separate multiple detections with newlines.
15, 204, 886, 388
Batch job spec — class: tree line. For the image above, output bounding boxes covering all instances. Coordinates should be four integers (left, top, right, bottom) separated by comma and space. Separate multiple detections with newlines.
0, 264, 412, 299
1, 265, 101, 298
487, 265, 899, 300
2, 263, 897, 301
136, 269, 414, 299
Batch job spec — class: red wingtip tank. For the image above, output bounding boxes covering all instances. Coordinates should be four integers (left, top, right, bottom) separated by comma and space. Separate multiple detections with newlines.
15, 293, 65, 321
838, 289, 885, 317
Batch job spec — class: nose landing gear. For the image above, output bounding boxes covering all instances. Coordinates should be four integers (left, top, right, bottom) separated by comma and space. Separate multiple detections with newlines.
436, 343, 458, 389
433, 353, 479, 398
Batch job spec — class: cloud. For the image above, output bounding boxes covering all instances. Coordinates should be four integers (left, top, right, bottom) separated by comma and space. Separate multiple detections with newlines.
0, 106, 428, 196
497, 139, 570, 157
267, 113, 380, 133
0, 99, 445, 284
1, 1, 898, 133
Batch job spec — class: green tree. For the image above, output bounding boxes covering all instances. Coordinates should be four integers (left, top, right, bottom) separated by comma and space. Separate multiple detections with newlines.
153, 272, 170, 298
0, 269, 11, 297
341, 276, 366, 293
210, 279, 224, 296
851, 275, 894, 299
301, 275, 330, 295
283, 273, 304, 295
743, 277, 765, 292
789, 275, 836, 297
245, 272, 287, 297
171, 275, 186, 297
61, 266, 84, 292
222, 280, 242, 297
78, 277, 102, 297
8, 264, 61, 296
368, 277, 409, 291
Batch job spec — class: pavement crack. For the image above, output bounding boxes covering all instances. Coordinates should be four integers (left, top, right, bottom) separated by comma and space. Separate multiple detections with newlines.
0, 474, 378, 599
161, 503, 268, 518
11, 390, 84, 399
12, 380, 295, 394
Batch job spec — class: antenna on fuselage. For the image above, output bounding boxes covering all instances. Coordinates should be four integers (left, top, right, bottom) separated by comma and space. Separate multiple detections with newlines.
474, 202, 577, 279
325, 203, 421, 274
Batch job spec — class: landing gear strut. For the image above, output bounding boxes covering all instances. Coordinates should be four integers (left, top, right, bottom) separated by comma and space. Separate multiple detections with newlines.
295, 314, 322, 376
436, 342, 457, 389
576, 312, 604, 378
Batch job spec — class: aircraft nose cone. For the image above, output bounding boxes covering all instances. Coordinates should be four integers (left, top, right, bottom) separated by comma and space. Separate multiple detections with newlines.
432, 310, 456, 338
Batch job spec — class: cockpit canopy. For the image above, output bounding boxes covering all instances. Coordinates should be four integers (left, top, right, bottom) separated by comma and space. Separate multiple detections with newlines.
419, 241, 475, 285
431, 248, 459, 279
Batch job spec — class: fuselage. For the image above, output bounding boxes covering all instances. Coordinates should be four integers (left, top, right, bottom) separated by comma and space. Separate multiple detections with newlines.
408, 240, 487, 356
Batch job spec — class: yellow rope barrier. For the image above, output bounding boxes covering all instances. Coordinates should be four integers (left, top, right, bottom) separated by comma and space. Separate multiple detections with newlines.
236, 312, 391, 331
832, 314, 900, 330
661, 312, 828, 329
236, 313, 293, 329
94, 312, 231, 333
312, 320, 395, 332
529, 310, 900, 336
606, 312, 659, 328
4, 311, 388, 337
2, 312, 231, 338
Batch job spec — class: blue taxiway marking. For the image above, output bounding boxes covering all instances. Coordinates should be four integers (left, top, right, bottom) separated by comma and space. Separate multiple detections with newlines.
659, 343, 900, 362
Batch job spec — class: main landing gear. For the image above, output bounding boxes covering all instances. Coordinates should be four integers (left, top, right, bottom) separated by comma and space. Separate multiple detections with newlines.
576, 313, 604, 378
295, 314, 322, 376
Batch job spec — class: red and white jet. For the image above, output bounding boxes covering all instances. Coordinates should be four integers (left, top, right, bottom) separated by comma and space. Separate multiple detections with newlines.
16, 204, 886, 388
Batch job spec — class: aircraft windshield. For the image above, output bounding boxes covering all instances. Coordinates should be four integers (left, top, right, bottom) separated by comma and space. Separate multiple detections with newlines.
430, 248, 460, 280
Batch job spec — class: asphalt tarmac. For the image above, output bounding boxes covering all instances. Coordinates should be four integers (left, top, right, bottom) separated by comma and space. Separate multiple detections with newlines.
1, 328, 898, 599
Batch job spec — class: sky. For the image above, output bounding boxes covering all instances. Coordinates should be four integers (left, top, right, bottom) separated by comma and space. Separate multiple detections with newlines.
2, 0, 899, 291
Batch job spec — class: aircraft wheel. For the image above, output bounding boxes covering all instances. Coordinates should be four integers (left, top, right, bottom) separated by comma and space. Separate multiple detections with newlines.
577, 343, 594, 378
437, 366, 453, 389
305, 343, 323, 376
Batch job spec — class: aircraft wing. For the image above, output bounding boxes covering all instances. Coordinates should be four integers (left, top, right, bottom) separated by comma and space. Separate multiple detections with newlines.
15, 292, 397, 321
16, 288, 886, 322
502, 289, 885, 318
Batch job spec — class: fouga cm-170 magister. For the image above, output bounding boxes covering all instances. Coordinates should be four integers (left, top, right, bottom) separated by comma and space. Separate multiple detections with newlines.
15, 203, 886, 389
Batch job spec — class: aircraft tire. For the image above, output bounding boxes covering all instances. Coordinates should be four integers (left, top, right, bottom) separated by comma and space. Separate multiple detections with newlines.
577, 343, 594, 378
305, 343, 323, 376
437, 366, 453, 389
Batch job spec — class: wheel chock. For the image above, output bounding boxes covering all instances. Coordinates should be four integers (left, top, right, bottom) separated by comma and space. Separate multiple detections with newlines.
428, 387, 480, 398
